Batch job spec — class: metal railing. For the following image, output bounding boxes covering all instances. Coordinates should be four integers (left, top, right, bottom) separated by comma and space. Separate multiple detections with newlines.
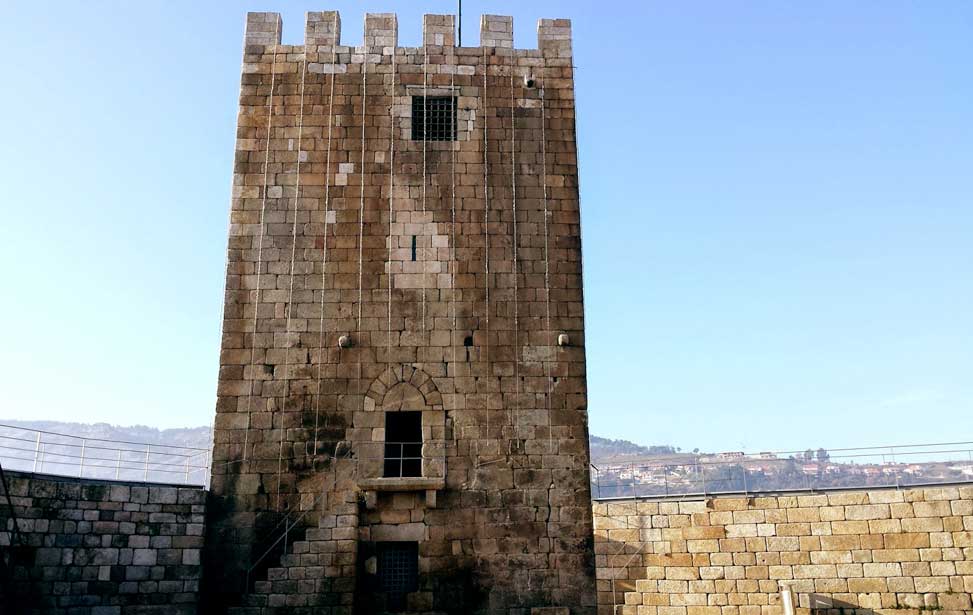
590, 441, 973, 500
0, 423, 210, 487
243, 444, 357, 594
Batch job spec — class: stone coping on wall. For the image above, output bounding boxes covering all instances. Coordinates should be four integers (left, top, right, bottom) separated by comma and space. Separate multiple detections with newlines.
2, 468, 207, 491
592, 480, 973, 504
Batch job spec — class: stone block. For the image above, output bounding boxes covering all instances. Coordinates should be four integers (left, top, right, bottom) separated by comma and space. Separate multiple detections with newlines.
109, 485, 131, 502
844, 504, 890, 520
862, 562, 901, 576
133, 549, 157, 566
914, 501, 951, 517
148, 487, 178, 505
884, 532, 929, 549
914, 575, 950, 593
371, 523, 425, 542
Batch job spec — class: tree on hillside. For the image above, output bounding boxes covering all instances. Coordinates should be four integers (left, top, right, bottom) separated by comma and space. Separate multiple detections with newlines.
816, 448, 830, 462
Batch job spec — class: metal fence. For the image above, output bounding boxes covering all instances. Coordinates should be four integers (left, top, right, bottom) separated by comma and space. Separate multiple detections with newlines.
590, 441, 973, 500
2, 421, 971, 498
0, 423, 210, 487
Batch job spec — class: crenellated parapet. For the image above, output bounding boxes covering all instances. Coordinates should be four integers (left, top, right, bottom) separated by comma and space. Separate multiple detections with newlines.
242, 10, 572, 57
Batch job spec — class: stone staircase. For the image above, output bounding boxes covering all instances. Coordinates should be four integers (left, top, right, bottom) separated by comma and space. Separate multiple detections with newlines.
229, 495, 359, 615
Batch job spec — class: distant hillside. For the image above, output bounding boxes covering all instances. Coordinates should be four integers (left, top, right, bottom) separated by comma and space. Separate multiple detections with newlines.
3, 420, 968, 502
588, 435, 680, 463
0, 420, 212, 449
0, 420, 681, 466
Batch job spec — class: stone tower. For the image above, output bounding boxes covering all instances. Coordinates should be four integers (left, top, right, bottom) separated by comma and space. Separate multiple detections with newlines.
206, 10, 594, 614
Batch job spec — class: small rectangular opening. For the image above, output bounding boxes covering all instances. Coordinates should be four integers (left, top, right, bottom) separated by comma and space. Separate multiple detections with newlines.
410, 235, 417, 261
412, 96, 456, 141
384, 411, 422, 478
377, 541, 419, 612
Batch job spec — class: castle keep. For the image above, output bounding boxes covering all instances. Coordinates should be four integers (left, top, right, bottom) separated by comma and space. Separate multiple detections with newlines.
207, 11, 596, 614
4, 8, 973, 615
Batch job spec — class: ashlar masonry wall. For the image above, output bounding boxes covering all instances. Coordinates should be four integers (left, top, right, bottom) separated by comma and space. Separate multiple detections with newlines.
0, 470, 205, 615
592, 485, 973, 615
208, 10, 594, 615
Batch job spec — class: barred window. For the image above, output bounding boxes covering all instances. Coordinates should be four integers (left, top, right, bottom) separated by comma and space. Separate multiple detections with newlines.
411, 96, 456, 141
377, 541, 419, 612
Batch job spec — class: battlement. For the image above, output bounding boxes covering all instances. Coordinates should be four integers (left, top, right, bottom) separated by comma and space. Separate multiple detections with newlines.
243, 11, 571, 56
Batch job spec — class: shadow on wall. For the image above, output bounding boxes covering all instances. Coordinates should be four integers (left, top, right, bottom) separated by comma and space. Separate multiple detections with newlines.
0, 472, 204, 615
807, 594, 880, 615
803, 592, 889, 614
0, 546, 42, 614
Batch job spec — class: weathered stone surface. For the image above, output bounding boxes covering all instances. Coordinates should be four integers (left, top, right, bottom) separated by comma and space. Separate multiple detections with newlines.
0, 471, 205, 612
593, 486, 973, 615
208, 10, 592, 615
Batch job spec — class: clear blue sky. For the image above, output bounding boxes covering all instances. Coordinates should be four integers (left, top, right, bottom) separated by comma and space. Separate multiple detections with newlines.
1, 1, 970, 453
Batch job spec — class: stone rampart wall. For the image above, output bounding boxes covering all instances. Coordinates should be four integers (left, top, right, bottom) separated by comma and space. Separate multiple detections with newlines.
0, 470, 205, 614
592, 485, 973, 615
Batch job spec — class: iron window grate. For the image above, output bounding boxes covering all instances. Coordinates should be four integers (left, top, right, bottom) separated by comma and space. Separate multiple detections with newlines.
412, 96, 456, 141
377, 541, 419, 612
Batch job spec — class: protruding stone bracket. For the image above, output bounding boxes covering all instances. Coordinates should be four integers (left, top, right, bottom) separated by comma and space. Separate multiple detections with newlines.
364, 13, 397, 49
480, 14, 513, 48
306, 11, 341, 48
364, 490, 378, 509
244, 12, 282, 47
423, 14, 455, 47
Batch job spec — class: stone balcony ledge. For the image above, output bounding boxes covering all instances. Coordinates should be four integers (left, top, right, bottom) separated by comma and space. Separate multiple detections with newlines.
359, 476, 445, 508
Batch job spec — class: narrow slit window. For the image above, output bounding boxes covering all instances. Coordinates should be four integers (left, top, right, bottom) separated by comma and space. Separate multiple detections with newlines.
384, 411, 422, 478
377, 541, 419, 611
412, 96, 456, 141
411, 235, 417, 261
